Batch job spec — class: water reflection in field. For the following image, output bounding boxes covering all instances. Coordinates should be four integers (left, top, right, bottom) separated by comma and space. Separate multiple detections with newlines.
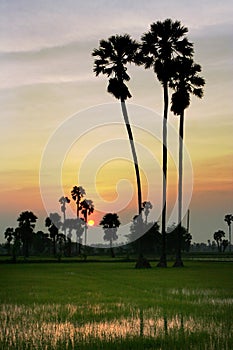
0, 296, 233, 349
0, 301, 232, 349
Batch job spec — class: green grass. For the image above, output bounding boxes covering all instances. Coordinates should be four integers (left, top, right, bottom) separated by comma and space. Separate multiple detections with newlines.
0, 261, 233, 349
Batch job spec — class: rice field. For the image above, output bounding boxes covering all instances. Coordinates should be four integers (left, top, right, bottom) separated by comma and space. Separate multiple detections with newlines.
0, 261, 232, 349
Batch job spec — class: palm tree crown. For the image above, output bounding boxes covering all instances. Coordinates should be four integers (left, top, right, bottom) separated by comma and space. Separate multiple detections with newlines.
71, 186, 86, 218
80, 199, 94, 223
224, 214, 233, 227
170, 57, 205, 115
17, 211, 38, 229
100, 213, 121, 258
99, 213, 121, 229
140, 19, 193, 83
92, 34, 139, 101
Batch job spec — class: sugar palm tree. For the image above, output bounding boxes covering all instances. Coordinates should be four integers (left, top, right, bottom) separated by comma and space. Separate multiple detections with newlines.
17, 211, 38, 258
92, 34, 143, 218
4, 227, 21, 262
170, 57, 205, 267
59, 196, 70, 222
140, 19, 193, 267
45, 213, 62, 256
71, 186, 86, 218
80, 199, 94, 246
100, 213, 121, 257
4, 227, 15, 255
74, 218, 85, 254
59, 196, 70, 237
224, 214, 233, 252
213, 229, 225, 252
142, 201, 153, 224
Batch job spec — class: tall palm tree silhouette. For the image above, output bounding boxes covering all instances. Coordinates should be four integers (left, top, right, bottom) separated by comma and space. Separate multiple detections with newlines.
92, 34, 143, 218
80, 199, 94, 246
100, 213, 121, 257
224, 214, 233, 252
140, 19, 193, 267
170, 57, 205, 267
71, 186, 86, 218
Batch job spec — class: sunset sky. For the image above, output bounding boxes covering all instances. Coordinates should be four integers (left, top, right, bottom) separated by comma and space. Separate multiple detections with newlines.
0, 0, 232, 245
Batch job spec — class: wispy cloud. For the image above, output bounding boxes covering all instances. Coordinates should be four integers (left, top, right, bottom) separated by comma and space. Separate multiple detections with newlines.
1, 0, 232, 53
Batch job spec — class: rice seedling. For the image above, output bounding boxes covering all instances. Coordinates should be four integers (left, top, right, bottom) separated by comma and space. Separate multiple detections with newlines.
0, 261, 232, 349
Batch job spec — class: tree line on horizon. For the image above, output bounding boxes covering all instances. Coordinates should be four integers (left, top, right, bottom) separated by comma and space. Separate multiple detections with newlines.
3, 189, 231, 262
3, 202, 192, 262
3, 185, 192, 261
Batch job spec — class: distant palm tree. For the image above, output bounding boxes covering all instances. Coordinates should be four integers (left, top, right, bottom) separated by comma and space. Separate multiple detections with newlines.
213, 229, 225, 252
100, 213, 121, 257
142, 201, 153, 224
74, 218, 85, 254
4, 227, 21, 261
59, 196, 70, 222
224, 214, 233, 252
63, 218, 75, 241
92, 34, 143, 218
170, 57, 205, 267
4, 227, 14, 255
17, 211, 38, 258
140, 19, 194, 267
45, 213, 62, 256
63, 218, 75, 256
80, 199, 94, 246
71, 186, 86, 218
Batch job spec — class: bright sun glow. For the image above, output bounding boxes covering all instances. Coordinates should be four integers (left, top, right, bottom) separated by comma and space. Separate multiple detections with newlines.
88, 219, 95, 226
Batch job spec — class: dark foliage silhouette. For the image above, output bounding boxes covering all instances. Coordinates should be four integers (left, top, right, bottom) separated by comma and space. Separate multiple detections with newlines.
80, 199, 94, 246
100, 213, 121, 257
213, 229, 226, 252
71, 186, 86, 218
45, 213, 62, 256
17, 211, 38, 258
4, 227, 21, 261
166, 224, 192, 254
63, 218, 85, 255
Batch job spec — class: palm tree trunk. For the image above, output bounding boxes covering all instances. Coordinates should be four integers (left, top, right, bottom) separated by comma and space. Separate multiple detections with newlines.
157, 83, 168, 267
173, 110, 184, 267
120, 100, 142, 216
121, 100, 150, 268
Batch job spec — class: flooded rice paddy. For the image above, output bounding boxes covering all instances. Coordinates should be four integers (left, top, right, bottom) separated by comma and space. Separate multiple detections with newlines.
1, 289, 232, 349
